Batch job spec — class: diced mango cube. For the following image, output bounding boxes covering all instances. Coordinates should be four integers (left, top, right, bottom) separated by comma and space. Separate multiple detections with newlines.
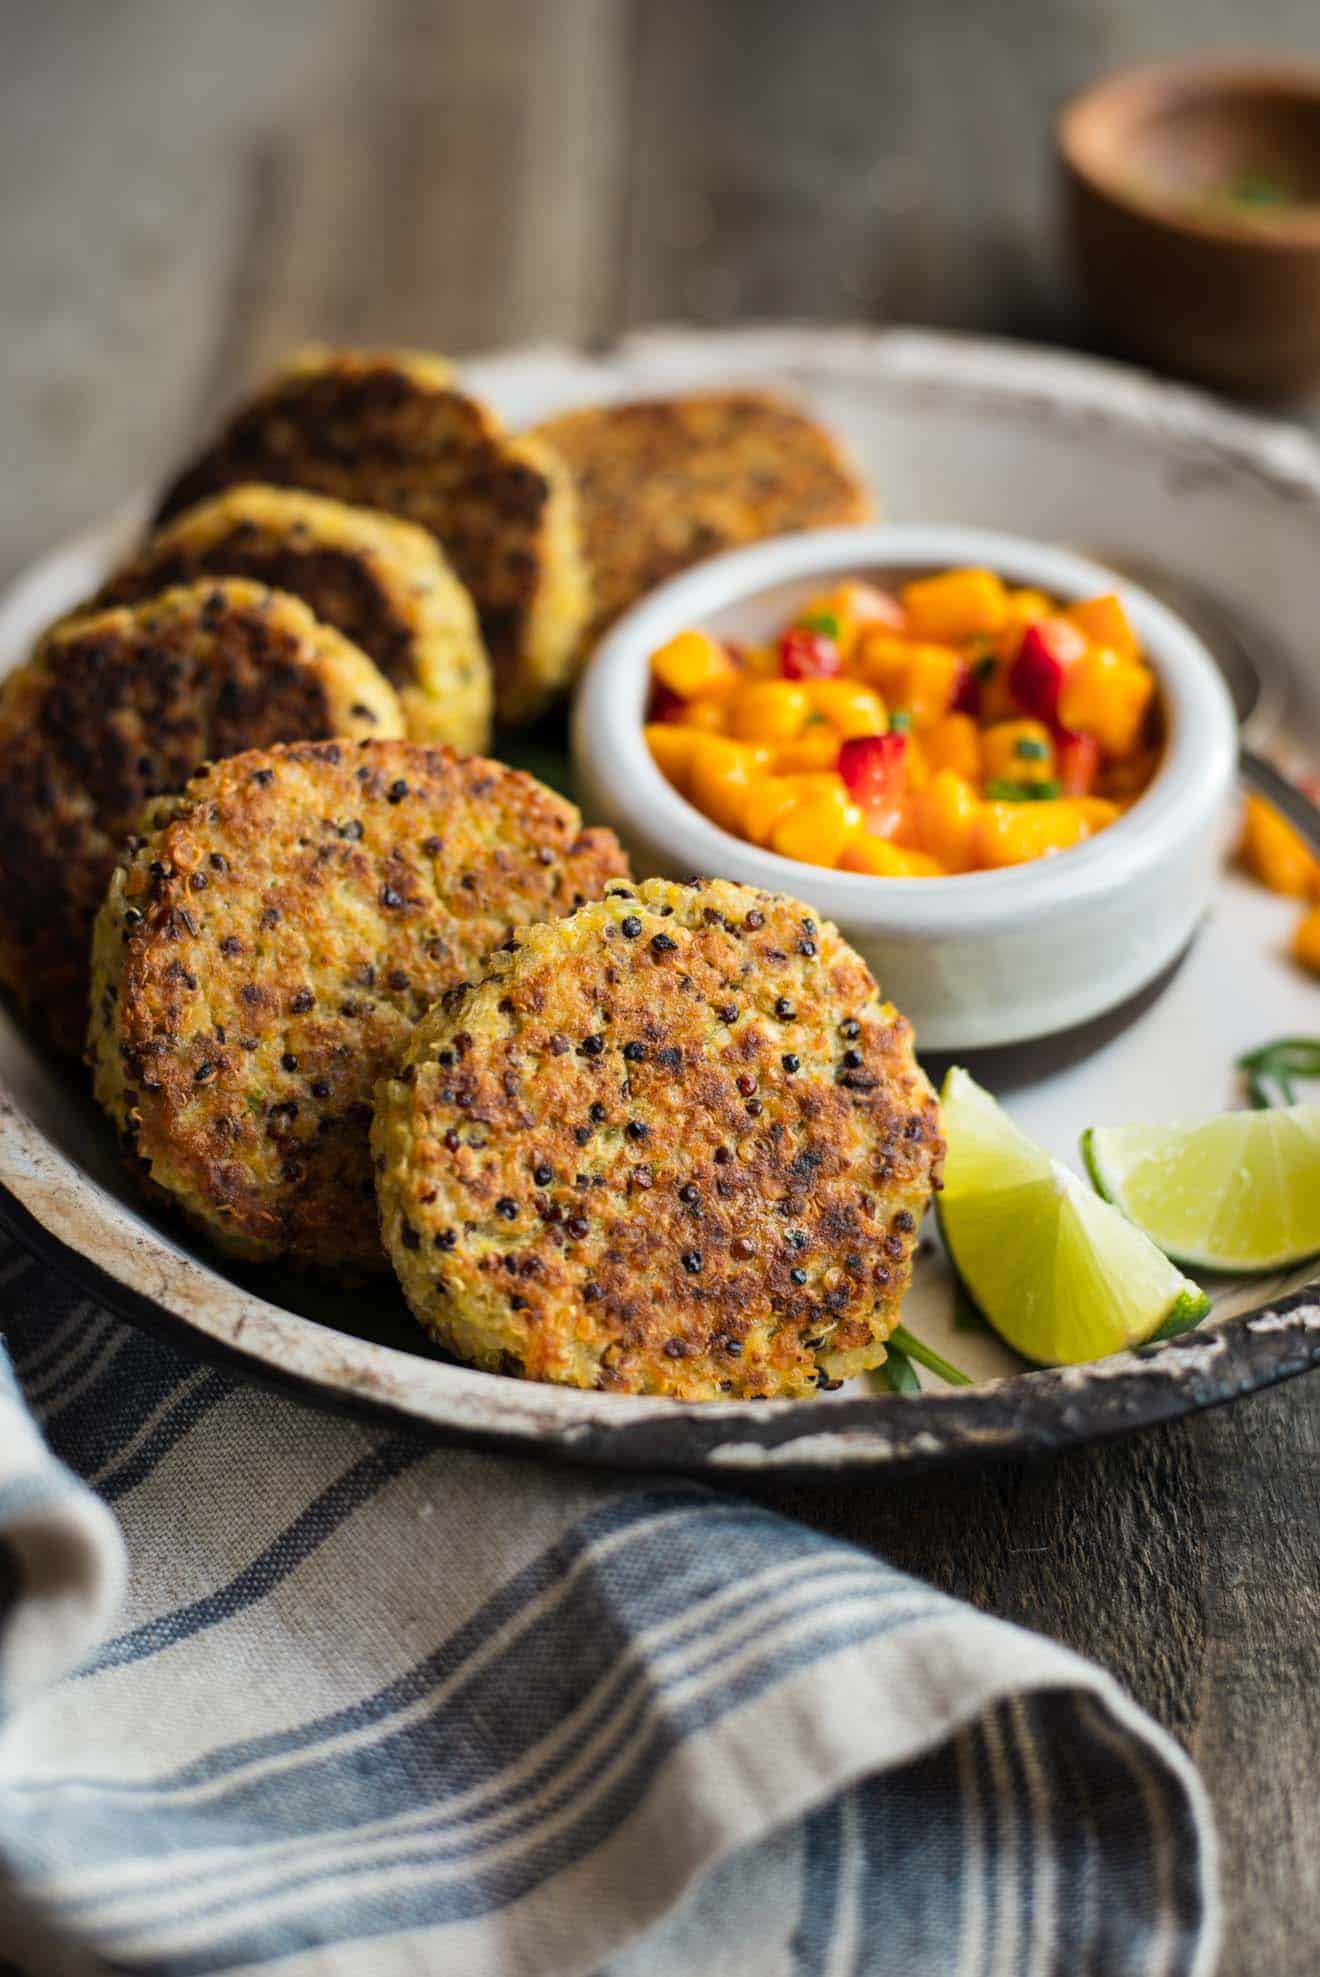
977, 797, 1116, 868
1057, 650, 1155, 758
981, 718, 1056, 786
1003, 587, 1056, 629
652, 629, 738, 700
910, 770, 982, 873
803, 678, 889, 738
1293, 903, 1320, 976
1239, 793, 1320, 899
645, 723, 701, 792
841, 836, 944, 877
770, 783, 863, 867
742, 775, 803, 846
902, 568, 1008, 641
924, 712, 982, 782
682, 696, 729, 733
1065, 593, 1139, 661
727, 679, 811, 744
775, 727, 843, 773
687, 737, 772, 835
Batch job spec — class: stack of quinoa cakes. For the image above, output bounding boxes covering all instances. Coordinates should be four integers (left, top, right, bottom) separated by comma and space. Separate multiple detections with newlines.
0, 340, 947, 1401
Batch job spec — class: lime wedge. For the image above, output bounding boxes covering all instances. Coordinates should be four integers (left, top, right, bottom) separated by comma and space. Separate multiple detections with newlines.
1083, 1105, 1320, 1272
937, 1068, 1209, 1366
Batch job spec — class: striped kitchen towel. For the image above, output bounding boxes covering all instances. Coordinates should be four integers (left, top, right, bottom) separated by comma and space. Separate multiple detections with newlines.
0, 1232, 1218, 1976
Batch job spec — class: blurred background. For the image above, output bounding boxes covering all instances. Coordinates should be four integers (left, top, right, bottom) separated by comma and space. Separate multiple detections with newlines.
4, 0, 1319, 587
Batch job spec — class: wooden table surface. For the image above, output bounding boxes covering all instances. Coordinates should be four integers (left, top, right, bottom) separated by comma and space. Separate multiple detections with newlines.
5, 3, 1320, 1969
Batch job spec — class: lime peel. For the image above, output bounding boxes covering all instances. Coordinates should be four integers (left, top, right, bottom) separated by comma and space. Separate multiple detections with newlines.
937, 1068, 1209, 1368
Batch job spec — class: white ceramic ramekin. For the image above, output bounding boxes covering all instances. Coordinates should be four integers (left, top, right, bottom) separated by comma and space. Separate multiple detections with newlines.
570, 525, 1239, 1052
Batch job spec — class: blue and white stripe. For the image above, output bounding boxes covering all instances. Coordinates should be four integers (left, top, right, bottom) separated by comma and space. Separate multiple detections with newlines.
0, 1233, 1218, 1975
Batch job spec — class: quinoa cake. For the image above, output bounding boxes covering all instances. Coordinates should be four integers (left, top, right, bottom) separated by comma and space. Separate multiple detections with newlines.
373, 876, 942, 1401
91, 485, 492, 751
88, 740, 628, 1270
154, 347, 589, 726
527, 392, 874, 657
0, 580, 402, 1057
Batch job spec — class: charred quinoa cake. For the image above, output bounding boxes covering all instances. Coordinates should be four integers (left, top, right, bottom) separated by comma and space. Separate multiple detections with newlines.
373, 876, 942, 1400
88, 740, 628, 1269
155, 347, 588, 726
0, 580, 401, 1056
92, 485, 492, 751
528, 392, 873, 657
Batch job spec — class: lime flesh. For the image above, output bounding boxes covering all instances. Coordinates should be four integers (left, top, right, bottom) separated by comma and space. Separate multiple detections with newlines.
938, 1068, 1209, 1367
1083, 1105, 1320, 1273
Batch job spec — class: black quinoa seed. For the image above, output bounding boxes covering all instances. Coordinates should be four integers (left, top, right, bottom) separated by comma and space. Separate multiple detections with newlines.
775, 998, 795, 1020
495, 1197, 518, 1220
842, 1048, 863, 1069
435, 1229, 456, 1249
782, 1054, 800, 1074
580, 1035, 604, 1058
291, 988, 314, 1013
311, 1079, 330, 1099
193, 1061, 216, 1084
281, 1052, 298, 1071
718, 1004, 739, 1024
590, 1101, 607, 1122
380, 885, 405, 909
651, 932, 678, 953
620, 915, 643, 939
797, 939, 817, 957
790, 1267, 808, 1285
839, 1018, 860, 1038
682, 1250, 703, 1274
574, 1126, 592, 1145
626, 1120, 649, 1142
745, 910, 765, 930
567, 1214, 589, 1239
678, 1182, 700, 1204
387, 780, 409, 804
533, 1163, 554, 1187
622, 1041, 646, 1062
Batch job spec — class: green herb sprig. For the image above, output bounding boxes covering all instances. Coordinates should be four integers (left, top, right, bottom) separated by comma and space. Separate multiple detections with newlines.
1236, 1037, 1320, 1110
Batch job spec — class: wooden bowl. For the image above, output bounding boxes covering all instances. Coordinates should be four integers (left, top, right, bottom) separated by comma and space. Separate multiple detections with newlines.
1059, 58, 1320, 398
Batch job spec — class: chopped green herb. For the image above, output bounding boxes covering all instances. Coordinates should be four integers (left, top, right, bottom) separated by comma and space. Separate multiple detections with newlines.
985, 778, 1062, 802
1014, 736, 1049, 761
1236, 1036, 1320, 1110
874, 1339, 921, 1394
974, 655, 998, 682
798, 612, 841, 640
889, 709, 912, 733
803, 711, 829, 728
888, 1324, 974, 1386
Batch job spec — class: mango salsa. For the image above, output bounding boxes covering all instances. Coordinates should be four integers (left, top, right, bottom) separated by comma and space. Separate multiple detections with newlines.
644, 570, 1162, 875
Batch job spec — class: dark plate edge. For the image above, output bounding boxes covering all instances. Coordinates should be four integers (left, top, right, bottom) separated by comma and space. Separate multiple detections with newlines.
3, 1174, 1318, 1482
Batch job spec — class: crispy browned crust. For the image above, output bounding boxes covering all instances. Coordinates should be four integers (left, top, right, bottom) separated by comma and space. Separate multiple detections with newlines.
373, 877, 941, 1400
0, 581, 402, 1057
154, 349, 589, 726
92, 485, 492, 750
529, 392, 874, 656
88, 739, 628, 1270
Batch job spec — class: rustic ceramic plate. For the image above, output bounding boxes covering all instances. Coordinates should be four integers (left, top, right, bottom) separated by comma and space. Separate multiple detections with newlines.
1, 325, 1317, 1475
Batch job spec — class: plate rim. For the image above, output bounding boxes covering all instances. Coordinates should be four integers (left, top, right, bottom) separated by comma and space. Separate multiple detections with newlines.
3, 321, 1319, 1476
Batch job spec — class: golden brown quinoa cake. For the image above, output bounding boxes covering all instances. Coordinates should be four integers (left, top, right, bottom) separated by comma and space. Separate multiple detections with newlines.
0, 580, 401, 1057
88, 739, 628, 1270
373, 876, 941, 1401
91, 485, 492, 751
528, 392, 874, 656
154, 347, 588, 726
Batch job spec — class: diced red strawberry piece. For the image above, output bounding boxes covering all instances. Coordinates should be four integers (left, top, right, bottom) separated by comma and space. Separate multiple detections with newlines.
838, 731, 907, 834
1055, 727, 1101, 796
779, 628, 841, 679
649, 684, 688, 723
950, 660, 979, 716
1009, 618, 1087, 720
